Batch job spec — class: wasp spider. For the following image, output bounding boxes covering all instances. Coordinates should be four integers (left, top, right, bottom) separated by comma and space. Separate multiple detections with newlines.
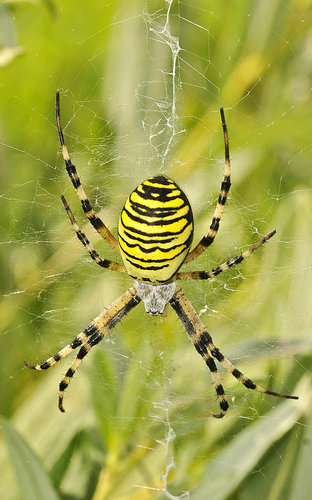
25, 93, 298, 417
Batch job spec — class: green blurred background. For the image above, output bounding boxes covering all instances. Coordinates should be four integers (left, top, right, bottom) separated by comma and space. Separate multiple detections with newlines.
1, 0, 312, 498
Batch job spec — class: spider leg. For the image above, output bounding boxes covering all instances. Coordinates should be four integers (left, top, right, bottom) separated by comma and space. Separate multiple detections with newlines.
25, 286, 141, 412
170, 286, 298, 418
185, 108, 231, 264
170, 286, 229, 418
56, 91, 119, 253
176, 230, 276, 280
61, 195, 126, 273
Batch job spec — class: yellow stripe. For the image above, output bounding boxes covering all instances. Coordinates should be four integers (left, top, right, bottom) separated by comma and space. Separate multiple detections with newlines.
120, 239, 187, 262
131, 190, 184, 209
125, 198, 189, 221
121, 210, 189, 235
142, 179, 177, 190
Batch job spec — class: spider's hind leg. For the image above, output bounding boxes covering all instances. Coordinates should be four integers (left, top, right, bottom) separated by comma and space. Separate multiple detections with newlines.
25, 286, 141, 412
196, 348, 229, 419
24, 328, 91, 371
214, 351, 299, 401
170, 286, 298, 418
170, 286, 230, 418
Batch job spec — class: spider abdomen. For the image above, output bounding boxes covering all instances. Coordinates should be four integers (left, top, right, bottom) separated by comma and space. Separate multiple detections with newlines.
118, 175, 193, 282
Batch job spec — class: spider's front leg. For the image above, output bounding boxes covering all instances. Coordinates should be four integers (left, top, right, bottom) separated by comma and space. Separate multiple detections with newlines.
185, 108, 231, 264
25, 286, 141, 412
176, 230, 276, 280
56, 91, 119, 253
61, 194, 126, 273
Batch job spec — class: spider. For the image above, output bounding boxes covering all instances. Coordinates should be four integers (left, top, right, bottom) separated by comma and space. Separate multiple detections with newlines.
25, 92, 298, 417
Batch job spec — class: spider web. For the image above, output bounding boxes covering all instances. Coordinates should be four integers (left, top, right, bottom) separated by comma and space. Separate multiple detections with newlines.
1, 1, 312, 499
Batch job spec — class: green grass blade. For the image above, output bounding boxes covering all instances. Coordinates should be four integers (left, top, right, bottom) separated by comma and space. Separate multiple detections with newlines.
1, 418, 59, 500
289, 404, 312, 500
191, 375, 311, 500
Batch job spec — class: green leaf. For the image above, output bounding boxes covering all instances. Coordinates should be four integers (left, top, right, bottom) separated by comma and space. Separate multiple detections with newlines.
289, 402, 312, 500
1, 418, 59, 500
191, 375, 312, 500
0, 4, 24, 67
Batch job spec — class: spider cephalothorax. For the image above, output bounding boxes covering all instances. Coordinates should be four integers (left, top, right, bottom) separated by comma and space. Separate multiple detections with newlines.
24, 92, 298, 417
134, 281, 177, 315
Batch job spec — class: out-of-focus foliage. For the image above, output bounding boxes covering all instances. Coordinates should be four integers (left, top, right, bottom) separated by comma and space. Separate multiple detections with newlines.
0, 1, 312, 499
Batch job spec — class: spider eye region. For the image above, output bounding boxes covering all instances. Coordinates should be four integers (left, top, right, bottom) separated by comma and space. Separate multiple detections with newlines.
135, 281, 176, 315
118, 175, 194, 283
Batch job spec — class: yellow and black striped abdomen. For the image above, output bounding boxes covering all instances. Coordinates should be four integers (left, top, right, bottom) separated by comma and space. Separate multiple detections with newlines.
118, 176, 193, 283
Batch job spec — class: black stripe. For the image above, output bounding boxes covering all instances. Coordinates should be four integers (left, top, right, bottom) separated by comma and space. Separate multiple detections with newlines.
200, 331, 213, 345
81, 199, 92, 213
210, 267, 222, 277
220, 400, 229, 411
227, 255, 244, 267
72, 177, 81, 189
170, 296, 196, 336
210, 218, 220, 231
98, 259, 112, 269
119, 240, 189, 264
145, 175, 173, 185
121, 228, 176, 245
141, 182, 178, 193
244, 379, 256, 390
119, 233, 187, 254
89, 250, 99, 260
130, 190, 185, 207
134, 187, 183, 203
129, 199, 187, 218
88, 334, 103, 347
40, 361, 51, 370
77, 230, 88, 244
232, 368, 241, 379
194, 340, 208, 356
90, 217, 105, 229
206, 357, 217, 371
123, 206, 191, 227
66, 164, 81, 189
218, 195, 227, 205
127, 258, 170, 271
106, 295, 141, 329
222, 176, 231, 191
77, 345, 89, 360
66, 162, 77, 176
84, 324, 98, 337
200, 235, 214, 247
216, 384, 225, 395
211, 348, 224, 362
120, 214, 192, 238
71, 338, 83, 349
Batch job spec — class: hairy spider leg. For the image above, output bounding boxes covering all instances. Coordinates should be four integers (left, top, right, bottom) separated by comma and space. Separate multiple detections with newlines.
61, 195, 126, 273
25, 287, 141, 412
185, 108, 231, 264
170, 286, 298, 418
56, 91, 119, 252
176, 230, 276, 280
